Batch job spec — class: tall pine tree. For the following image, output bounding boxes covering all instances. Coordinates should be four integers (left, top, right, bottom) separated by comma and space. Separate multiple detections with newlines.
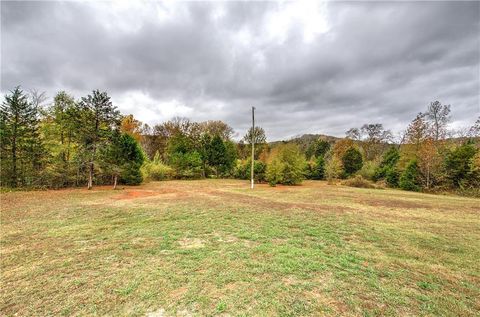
208, 134, 227, 177
78, 90, 120, 189
0, 87, 43, 187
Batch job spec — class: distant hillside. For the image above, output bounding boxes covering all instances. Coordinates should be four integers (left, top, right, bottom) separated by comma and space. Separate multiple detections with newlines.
269, 134, 340, 152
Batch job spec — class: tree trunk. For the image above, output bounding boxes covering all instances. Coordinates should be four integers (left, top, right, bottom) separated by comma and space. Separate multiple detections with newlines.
11, 115, 18, 188
427, 165, 430, 189
11, 135, 17, 188
87, 161, 93, 190
113, 174, 118, 190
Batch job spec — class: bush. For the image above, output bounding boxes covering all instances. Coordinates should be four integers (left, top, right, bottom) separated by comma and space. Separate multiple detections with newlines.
342, 175, 376, 189
234, 159, 266, 182
141, 161, 174, 181
399, 160, 420, 191
342, 147, 363, 176
358, 160, 378, 180
265, 158, 284, 186
266, 144, 306, 185
121, 162, 143, 185
169, 151, 203, 179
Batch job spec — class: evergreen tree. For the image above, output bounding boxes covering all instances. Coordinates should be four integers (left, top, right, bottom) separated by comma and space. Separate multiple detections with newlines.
385, 167, 400, 187
342, 147, 363, 177
208, 134, 227, 176
444, 142, 477, 188
399, 160, 420, 191
223, 140, 238, 176
373, 147, 400, 181
118, 133, 144, 185
100, 131, 144, 188
311, 156, 326, 180
77, 90, 120, 189
199, 133, 212, 177
0, 87, 43, 187
166, 132, 202, 179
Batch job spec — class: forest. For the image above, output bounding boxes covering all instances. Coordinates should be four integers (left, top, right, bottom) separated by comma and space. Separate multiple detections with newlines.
1, 87, 479, 196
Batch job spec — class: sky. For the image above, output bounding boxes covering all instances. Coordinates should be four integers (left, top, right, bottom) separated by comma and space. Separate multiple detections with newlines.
1, 0, 479, 141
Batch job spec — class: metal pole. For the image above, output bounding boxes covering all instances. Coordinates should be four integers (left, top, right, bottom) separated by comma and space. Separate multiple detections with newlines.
251, 106, 255, 189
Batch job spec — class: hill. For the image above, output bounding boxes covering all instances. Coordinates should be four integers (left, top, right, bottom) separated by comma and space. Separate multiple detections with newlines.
269, 133, 340, 152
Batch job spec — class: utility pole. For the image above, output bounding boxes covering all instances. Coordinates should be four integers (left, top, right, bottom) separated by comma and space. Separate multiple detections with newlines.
251, 106, 255, 189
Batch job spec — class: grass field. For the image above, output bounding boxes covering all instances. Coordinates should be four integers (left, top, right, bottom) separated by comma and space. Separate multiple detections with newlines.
1, 180, 479, 316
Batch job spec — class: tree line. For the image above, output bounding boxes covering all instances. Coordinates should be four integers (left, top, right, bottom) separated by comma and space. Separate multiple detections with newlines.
1, 87, 479, 195
0, 87, 266, 189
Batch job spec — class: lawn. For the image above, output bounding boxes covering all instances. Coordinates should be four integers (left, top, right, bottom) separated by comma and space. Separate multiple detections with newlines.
1, 180, 479, 316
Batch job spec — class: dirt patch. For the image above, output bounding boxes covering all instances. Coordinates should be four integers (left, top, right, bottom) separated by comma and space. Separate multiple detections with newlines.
178, 238, 205, 249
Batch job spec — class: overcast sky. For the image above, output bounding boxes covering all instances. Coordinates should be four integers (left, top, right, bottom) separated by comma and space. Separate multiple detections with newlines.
1, 1, 479, 140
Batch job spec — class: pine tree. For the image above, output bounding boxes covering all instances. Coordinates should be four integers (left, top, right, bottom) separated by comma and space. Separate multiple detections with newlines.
78, 90, 120, 189
208, 134, 227, 176
399, 159, 420, 191
100, 131, 144, 188
444, 142, 477, 188
373, 147, 400, 181
0, 87, 43, 187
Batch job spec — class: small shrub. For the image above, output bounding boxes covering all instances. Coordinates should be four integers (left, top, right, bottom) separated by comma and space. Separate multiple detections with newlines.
342, 175, 376, 189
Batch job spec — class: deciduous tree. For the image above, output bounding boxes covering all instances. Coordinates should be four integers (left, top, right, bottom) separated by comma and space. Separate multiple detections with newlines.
342, 147, 363, 176
425, 101, 450, 141
120, 114, 143, 142
243, 126, 267, 160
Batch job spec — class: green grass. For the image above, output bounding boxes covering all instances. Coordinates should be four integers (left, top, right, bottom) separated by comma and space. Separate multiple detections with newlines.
1, 180, 479, 316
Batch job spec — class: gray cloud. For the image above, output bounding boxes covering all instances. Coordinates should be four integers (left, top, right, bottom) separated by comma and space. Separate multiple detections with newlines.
1, 0, 479, 140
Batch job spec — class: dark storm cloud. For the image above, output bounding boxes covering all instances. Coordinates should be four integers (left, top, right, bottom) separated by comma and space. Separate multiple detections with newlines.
1, 1, 479, 140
